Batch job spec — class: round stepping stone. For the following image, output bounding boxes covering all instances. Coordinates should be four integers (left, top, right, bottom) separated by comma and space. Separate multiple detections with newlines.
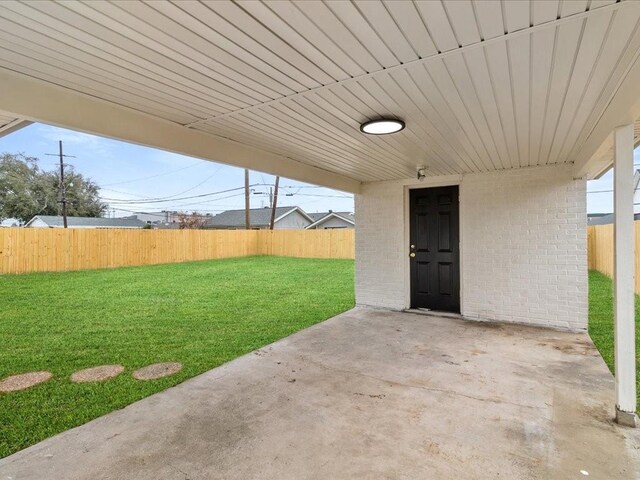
132, 362, 182, 381
71, 365, 124, 383
0, 371, 52, 393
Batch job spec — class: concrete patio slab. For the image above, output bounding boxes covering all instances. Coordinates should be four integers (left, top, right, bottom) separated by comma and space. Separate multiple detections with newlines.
1, 308, 638, 479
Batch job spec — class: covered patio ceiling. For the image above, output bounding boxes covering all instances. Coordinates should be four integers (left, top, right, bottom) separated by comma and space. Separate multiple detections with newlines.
1, 1, 640, 191
0, 112, 31, 138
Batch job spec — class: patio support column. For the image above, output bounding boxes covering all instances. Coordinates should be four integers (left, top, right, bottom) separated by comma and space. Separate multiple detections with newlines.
614, 123, 637, 427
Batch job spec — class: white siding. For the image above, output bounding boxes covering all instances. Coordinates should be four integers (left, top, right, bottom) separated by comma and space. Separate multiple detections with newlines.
25, 218, 49, 228
274, 210, 311, 229
355, 164, 587, 331
310, 216, 353, 229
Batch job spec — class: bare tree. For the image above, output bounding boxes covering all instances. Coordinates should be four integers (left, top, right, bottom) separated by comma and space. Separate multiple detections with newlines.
176, 211, 207, 229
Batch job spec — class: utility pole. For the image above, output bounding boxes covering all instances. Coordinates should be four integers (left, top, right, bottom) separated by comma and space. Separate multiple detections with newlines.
57, 141, 69, 228
45, 140, 75, 228
269, 176, 280, 230
244, 168, 250, 229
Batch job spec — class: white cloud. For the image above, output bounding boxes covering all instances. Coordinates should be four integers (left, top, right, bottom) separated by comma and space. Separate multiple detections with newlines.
36, 125, 114, 158
39, 125, 101, 145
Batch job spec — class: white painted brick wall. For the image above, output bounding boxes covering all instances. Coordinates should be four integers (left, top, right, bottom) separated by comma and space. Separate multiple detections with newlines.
355, 181, 407, 311
355, 164, 588, 331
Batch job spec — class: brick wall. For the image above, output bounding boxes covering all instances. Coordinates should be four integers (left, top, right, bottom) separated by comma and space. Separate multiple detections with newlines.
355, 164, 588, 330
355, 180, 407, 310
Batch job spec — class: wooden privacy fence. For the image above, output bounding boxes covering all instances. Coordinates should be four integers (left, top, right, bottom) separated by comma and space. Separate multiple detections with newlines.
0, 228, 355, 275
587, 222, 640, 294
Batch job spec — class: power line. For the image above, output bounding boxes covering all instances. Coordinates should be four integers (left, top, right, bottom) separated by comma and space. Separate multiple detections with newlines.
100, 187, 154, 199
100, 181, 350, 204
110, 192, 248, 210
163, 165, 223, 198
102, 183, 353, 206
107, 189, 354, 212
102, 180, 353, 213
100, 167, 224, 202
251, 184, 351, 198
131, 194, 351, 209
112, 164, 224, 201
277, 185, 334, 189
101, 185, 258, 204
283, 193, 352, 198
100, 160, 203, 187
157, 192, 249, 209
111, 205, 242, 214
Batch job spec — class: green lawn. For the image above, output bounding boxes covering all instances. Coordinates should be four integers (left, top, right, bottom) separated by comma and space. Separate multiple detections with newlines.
0, 256, 355, 458
589, 270, 640, 407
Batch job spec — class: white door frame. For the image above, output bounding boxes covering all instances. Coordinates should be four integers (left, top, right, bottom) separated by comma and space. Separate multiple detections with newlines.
401, 175, 464, 312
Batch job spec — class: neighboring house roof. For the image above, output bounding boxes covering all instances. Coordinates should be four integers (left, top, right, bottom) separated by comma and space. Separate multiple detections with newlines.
25, 215, 146, 228
307, 211, 353, 221
308, 212, 327, 222
305, 212, 355, 229
587, 213, 640, 225
205, 206, 312, 228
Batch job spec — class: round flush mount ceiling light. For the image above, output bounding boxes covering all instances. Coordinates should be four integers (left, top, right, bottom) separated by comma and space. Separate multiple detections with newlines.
360, 118, 405, 135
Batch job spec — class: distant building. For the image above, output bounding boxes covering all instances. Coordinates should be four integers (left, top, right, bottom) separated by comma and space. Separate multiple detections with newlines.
121, 211, 182, 225
25, 215, 146, 229
0, 218, 21, 227
122, 211, 212, 228
306, 211, 355, 229
122, 212, 169, 225
205, 206, 312, 230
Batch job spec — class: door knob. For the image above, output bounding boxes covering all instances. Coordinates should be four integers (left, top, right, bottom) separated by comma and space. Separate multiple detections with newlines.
409, 252, 416, 258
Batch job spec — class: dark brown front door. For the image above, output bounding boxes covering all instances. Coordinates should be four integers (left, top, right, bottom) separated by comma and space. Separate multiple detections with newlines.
409, 186, 460, 312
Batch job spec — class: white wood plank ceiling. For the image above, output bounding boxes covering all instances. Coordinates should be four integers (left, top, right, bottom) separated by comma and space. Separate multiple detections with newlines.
0, 113, 18, 129
0, 111, 30, 138
0, 0, 639, 182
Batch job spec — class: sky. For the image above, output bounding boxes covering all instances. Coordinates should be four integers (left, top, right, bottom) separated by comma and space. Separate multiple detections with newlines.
586, 148, 640, 214
0, 123, 355, 219
1, 122, 638, 217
